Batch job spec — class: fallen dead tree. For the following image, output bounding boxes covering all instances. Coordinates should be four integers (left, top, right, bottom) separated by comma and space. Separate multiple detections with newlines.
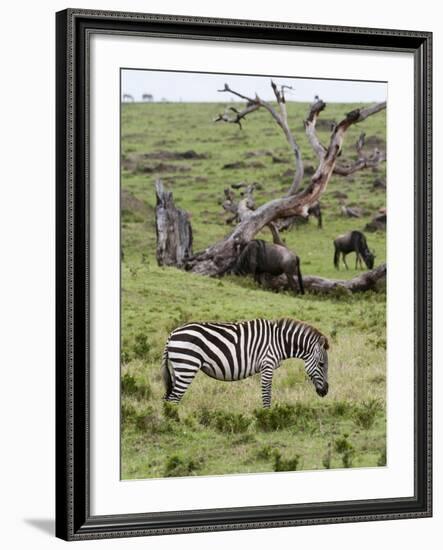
259, 263, 386, 295
186, 96, 386, 276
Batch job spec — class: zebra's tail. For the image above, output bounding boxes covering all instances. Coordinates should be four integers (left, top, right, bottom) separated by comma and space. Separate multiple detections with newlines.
161, 346, 173, 399
296, 259, 305, 295
333, 246, 340, 269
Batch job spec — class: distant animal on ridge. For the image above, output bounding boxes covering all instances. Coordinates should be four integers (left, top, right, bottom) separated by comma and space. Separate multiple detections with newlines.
122, 93, 134, 102
333, 230, 375, 270
234, 239, 304, 294
162, 318, 329, 408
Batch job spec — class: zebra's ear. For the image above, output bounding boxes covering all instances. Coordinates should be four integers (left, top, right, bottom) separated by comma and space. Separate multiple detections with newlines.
319, 335, 329, 350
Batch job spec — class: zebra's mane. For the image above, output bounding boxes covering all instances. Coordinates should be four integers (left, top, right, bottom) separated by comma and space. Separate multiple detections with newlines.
275, 318, 329, 349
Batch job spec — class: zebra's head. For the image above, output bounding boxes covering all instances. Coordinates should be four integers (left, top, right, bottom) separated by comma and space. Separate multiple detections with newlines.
306, 335, 329, 397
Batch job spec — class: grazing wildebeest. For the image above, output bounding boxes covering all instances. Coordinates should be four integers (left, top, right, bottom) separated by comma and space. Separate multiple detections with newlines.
122, 93, 134, 102
234, 239, 304, 294
333, 230, 375, 270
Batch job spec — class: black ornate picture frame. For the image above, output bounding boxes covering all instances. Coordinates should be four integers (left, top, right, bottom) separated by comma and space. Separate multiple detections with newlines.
55, 8, 432, 541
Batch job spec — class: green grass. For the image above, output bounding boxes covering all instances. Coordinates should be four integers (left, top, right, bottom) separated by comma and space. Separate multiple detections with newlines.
120, 97, 386, 480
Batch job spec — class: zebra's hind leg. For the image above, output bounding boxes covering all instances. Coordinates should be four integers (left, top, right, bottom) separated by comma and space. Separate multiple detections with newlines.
260, 364, 275, 409
163, 360, 201, 404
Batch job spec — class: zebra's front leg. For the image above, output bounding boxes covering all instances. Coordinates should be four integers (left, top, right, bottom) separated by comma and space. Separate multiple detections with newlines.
260, 364, 275, 409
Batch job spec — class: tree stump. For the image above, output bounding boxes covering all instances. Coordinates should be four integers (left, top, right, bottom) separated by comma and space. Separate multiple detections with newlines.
155, 179, 193, 267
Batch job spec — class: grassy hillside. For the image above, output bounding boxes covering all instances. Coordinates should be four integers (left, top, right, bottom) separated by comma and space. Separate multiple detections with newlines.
120, 98, 387, 479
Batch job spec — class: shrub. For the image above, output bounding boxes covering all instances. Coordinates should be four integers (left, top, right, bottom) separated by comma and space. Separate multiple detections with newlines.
121, 348, 132, 364
254, 404, 297, 431
134, 405, 174, 434
163, 401, 180, 422
330, 400, 353, 418
133, 333, 150, 359
198, 408, 252, 434
354, 399, 382, 430
334, 434, 355, 468
273, 450, 301, 472
164, 454, 203, 477
121, 372, 137, 395
256, 444, 274, 461
121, 372, 152, 401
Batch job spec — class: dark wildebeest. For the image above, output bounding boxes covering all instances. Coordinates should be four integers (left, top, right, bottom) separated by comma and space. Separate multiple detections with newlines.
234, 239, 304, 294
333, 230, 375, 270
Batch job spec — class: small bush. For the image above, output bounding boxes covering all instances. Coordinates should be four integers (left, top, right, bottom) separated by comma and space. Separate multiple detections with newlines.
121, 348, 132, 364
121, 372, 137, 395
163, 401, 180, 422
256, 444, 274, 461
354, 399, 382, 430
121, 372, 152, 401
134, 405, 174, 434
330, 400, 353, 418
133, 333, 150, 359
334, 434, 355, 468
293, 403, 318, 433
198, 408, 252, 434
273, 450, 301, 472
254, 404, 297, 431
164, 454, 203, 477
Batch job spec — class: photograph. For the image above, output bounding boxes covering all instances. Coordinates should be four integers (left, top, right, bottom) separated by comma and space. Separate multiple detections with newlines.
120, 69, 388, 480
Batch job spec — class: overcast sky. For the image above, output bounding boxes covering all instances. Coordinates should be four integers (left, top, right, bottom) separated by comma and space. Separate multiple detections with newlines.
121, 69, 387, 104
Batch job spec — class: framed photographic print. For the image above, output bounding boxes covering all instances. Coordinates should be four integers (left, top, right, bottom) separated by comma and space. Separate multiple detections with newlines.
55, 9, 432, 541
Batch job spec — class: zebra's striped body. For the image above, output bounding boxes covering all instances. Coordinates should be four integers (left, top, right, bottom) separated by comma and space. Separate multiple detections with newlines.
162, 318, 329, 408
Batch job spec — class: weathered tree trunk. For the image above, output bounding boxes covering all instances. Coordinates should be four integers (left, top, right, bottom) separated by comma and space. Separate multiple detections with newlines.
261, 263, 386, 295
155, 179, 193, 267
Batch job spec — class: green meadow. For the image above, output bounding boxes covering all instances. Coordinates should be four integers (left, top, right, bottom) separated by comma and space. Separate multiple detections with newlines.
120, 97, 387, 479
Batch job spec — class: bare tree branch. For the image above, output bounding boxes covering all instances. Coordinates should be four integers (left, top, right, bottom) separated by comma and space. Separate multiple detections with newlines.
267, 221, 286, 246
214, 102, 261, 129
353, 101, 387, 121
304, 100, 387, 177
304, 99, 327, 159
333, 149, 386, 176
216, 81, 304, 194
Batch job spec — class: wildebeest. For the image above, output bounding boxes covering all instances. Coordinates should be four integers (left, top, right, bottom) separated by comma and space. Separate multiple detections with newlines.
333, 230, 375, 270
234, 239, 304, 294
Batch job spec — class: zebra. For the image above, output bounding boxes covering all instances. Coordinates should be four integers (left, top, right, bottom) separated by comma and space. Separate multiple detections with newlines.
161, 318, 329, 408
